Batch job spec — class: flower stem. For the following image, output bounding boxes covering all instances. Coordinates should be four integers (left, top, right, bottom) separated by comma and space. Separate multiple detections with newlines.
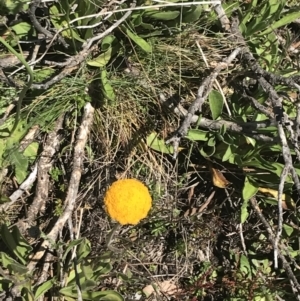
106, 224, 122, 253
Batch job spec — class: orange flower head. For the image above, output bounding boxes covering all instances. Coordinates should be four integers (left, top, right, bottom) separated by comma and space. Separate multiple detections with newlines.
104, 179, 152, 225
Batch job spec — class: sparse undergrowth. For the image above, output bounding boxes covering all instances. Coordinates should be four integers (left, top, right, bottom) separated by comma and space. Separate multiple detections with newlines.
0, 0, 300, 300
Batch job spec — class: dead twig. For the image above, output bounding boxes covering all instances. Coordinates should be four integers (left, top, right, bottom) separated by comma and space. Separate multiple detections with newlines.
21, 115, 64, 234
166, 47, 241, 158
0, 164, 38, 212
31, 1, 136, 90
28, 0, 69, 48
27, 103, 94, 273
212, 3, 300, 273
250, 197, 300, 299
159, 93, 278, 143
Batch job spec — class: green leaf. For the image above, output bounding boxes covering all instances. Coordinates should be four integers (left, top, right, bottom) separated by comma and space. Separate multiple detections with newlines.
0, 195, 10, 204
87, 48, 113, 67
60, 287, 124, 301
77, 237, 91, 262
243, 177, 258, 201
82, 260, 94, 280
259, 8, 300, 36
186, 129, 208, 141
102, 35, 117, 51
92, 261, 113, 278
23, 142, 39, 158
11, 22, 32, 37
9, 150, 28, 184
239, 254, 252, 278
147, 132, 174, 154
34, 278, 56, 299
0, 252, 28, 275
49, 4, 85, 43
241, 199, 249, 224
33, 67, 55, 82
222, 145, 234, 162
62, 238, 86, 262
200, 137, 216, 157
81, 279, 97, 291
144, 10, 180, 20
87, 35, 118, 67
182, 5, 203, 23
101, 70, 115, 103
283, 223, 293, 237
125, 27, 152, 52
0, 224, 32, 265
1, 0, 29, 13
4, 120, 27, 149
209, 90, 223, 120
241, 177, 258, 224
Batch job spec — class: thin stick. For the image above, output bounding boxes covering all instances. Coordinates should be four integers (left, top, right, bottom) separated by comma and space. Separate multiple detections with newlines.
27, 103, 94, 272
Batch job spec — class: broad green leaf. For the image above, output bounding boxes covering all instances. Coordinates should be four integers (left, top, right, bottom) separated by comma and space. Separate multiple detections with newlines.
77, 0, 99, 26
60, 287, 124, 301
145, 10, 180, 20
140, 22, 155, 30
209, 90, 223, 120
222, 145, 233, 162
92, 261, 113, 278
239, 254, 252, 278
49, 5, 85, 43
102, 35, 117, 51
240, 199, 249, 224
88, 35, 118, 67
10, 149, 27, 167
125, 27, 152, 52
147, 132, 174, 154
34, 67, 55, 82
268, 0, 282, 15
0, 194, 10, 204
10, 150, 29, 184
34, 278, 56, 299
22, 287, 35, 301
82, 260, 94, 280
200, 137, 216, 157
101, 70, 115, 102
87, 48, 113, 67
81, 279, 98, 291
186, 129, 208, 141
4, 120, 27, 149
243, 177, 258, 201
131, 14, 143, 26
259, 8, 300, 36
62, 238, 86, 261
182, 5, 203, 23
0, 224, 32, 265
283, 224, 293, 237
77, 237, 91, 262
23, 142, 39, 158
0, 252, 28, 275
11, 22, 32, 37
1, 0, 28, 13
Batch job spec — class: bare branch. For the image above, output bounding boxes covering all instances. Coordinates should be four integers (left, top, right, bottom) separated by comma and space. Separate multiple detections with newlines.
27, 103, 94, 272
166, 48, 241, 157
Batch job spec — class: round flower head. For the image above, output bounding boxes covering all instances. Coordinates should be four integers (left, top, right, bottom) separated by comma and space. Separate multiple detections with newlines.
104, 179, 152, 225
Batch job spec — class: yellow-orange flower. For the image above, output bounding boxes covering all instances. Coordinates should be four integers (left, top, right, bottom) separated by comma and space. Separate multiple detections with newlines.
104, 179, 152, 225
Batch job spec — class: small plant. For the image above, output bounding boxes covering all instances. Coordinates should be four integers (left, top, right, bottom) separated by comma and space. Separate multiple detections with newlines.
49, 167, 64, 182
0, 224, 124, 300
